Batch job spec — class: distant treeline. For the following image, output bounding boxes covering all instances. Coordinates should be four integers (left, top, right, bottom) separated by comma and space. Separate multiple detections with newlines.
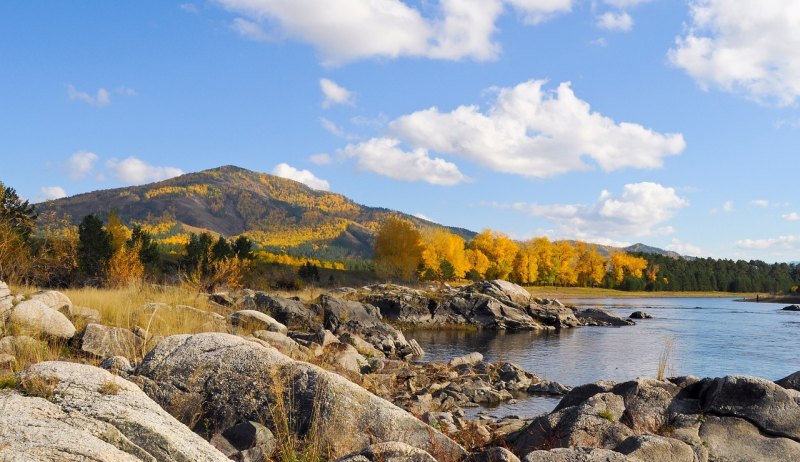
629, 253, 800, 293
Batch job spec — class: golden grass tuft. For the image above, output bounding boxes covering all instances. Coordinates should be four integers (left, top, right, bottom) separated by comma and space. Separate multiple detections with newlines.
98, 379, 123, 395
657, 336, 675, 381
19, 372, 59, 400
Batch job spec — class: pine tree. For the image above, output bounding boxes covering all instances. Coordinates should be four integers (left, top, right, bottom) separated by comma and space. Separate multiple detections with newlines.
77, 214, 112, 279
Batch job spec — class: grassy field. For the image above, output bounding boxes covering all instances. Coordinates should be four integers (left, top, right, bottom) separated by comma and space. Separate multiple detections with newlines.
524, 285, 761, 300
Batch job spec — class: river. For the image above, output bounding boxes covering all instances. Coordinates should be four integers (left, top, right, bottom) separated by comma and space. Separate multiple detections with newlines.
407, 297, 800, 417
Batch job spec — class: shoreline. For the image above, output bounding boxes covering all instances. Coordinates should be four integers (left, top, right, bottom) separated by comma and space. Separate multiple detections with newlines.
524, 286, 760, 300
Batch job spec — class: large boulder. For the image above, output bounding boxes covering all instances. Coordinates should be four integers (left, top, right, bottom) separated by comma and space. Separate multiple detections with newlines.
698, 375, 800, 440
135, 333, 465, 459
0, 281, 12, 316
230, 310, 288, 335
245, 292, 320, 330
317, 295, 419, 359
7, 300, 76, 339
1, 361, 228, 461
776, 370, 800, 391
463, 280, 533, 307
523, 448, 635, 462
335, 442, 437, 462
615, 435, 694, 462
81, 323, 144, 359
698, 415, 800, 461
28, 290, 73, 312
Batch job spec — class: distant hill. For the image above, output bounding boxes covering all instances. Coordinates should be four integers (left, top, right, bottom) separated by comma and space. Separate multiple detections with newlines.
624, 243, 687, 259
38, 165, 475, 262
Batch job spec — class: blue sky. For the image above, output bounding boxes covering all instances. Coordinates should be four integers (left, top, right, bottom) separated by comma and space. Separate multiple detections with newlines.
1, 1, 799, 262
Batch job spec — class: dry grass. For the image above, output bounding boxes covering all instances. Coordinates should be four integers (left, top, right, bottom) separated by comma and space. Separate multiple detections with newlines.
98, 379, 122, 395
18, 372, 59, 400
657, 337, 675, 381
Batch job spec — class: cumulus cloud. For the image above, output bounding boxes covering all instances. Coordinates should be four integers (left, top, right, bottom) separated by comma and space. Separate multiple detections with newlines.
750, 199, 769, 208
231, 17, 274, 41
596, 11, 633, 31
215, 0, 573, 64
67, 151, 99, 179
341, 137, 468, 186
737, 235, 800, 252
309, 153, 333, 165
669, 0, 800, 105
665, 238, 708, 257
105, 157, 184, 185
389, 80, 685, 178
783, 212, 800, 222
66, 85, 111, 107
320, 78, 355, 108
502, 182, 688, 240
40, 186, 67, 200
272, 163, 330, 190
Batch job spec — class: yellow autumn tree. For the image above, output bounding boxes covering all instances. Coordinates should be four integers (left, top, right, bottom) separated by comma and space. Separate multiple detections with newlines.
552, 241, 578, 286
465, 248, 490, 278
575, 243, 607, 287
373, 217, 424, 281
529, 237, 554, 285
106, 242, 144, 288
467, 229, 520, 280
610, 252, 648, 285
421, 230, 470, 279
106, 210, 130, 253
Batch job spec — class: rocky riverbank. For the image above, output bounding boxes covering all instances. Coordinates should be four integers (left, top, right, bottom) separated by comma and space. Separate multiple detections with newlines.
2, 279, 800, 461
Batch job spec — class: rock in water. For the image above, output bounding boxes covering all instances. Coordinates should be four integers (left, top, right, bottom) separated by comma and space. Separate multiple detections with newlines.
7, 300, 76, 339
628, 311, 652, 319
0, 361, 228, 461
135, 333, 465, 459
782, 305, 800, 311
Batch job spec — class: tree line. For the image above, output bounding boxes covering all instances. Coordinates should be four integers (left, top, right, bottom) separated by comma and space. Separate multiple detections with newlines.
373, 216, 800, 293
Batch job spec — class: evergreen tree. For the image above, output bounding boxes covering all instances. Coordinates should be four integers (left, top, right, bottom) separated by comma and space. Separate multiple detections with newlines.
77, 214, 112, 279
211, 235, 234, 261
232, 235, 254, 260
128, 225, 159, 267
184, 232, 213, 272
0, 182, 36, 239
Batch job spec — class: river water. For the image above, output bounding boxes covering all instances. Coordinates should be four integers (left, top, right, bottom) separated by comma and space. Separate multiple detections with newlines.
407, 298, 800, 417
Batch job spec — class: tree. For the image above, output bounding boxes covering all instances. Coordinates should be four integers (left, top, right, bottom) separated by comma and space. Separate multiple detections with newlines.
232, 235, 254, 260
0, 182, 36, 240
106, 210, 129, 253
129, 225, 159, 268
211, 235, 234, 261
373, 216, 424, 281
575, 243, 607, 287
610, 253, 648, 286
468, 229, 519, 280
421, 230, 470, 280
184, 232, 213, 272
298, 261, 320, 283
78, 214, 113, 279
106, 242, 144, 287
552, 241, 578, 286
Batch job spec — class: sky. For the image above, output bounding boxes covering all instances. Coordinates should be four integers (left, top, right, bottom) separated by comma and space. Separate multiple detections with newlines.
1, 1, 799, 262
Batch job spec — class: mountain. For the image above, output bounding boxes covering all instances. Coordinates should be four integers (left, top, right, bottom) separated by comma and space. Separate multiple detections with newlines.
38, 165, 475, 262
624, 243, 687, 259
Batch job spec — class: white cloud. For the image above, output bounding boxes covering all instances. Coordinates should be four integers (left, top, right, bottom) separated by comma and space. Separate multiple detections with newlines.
341, 137, 468, 186
665, 238, 708, 257
309, 153, 333, 165
67, 151, 99, 180
390, 80, 685, 178
105, 157, 184, 185
40, 186, 67, 200
783, 212, 800, 222
231, 17, 274, 41
669, 1, 800, 106
750, 199, 769, 208
596, 11, 633, 31
215, 0, 573, 64
320, 78, 355, 108
66, 85, 111, 107
737, 235, 800, 251
271, 163, 330, 190
320, 117, 355, 140
504, 182, 688, 240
